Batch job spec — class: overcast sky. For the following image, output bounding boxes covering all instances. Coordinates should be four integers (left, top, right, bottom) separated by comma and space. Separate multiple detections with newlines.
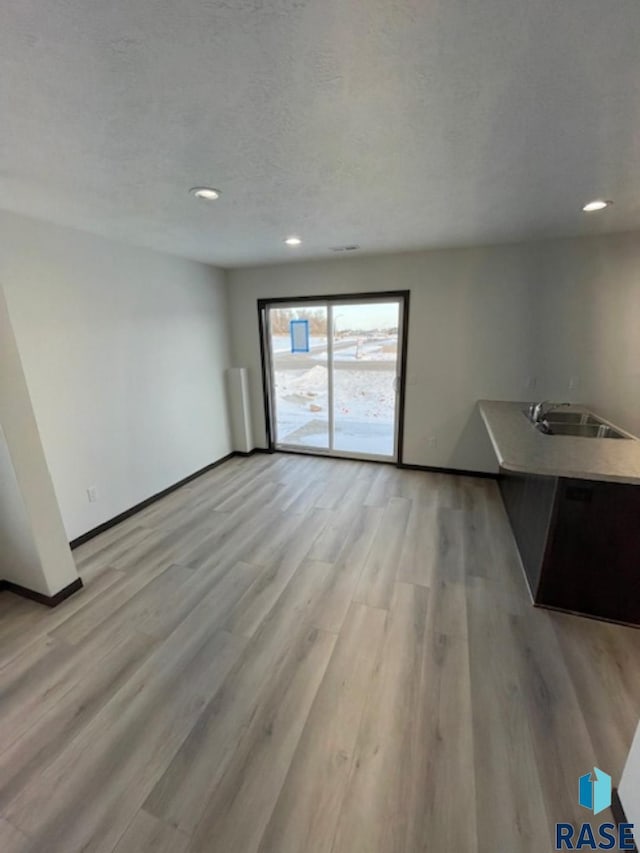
280, 302, 399, 331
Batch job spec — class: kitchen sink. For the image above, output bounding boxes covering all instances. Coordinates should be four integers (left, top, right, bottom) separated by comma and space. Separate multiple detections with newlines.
538, 411, 601, 426
540, 422, 628, 439
522, 406, 630, 438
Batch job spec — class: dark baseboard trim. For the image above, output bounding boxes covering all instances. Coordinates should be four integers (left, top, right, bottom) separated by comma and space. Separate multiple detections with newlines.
533, 602, 639, 630
611, 789, 637, 851
268, 447, 396, 465
0, 577, 84, 608
69, 451, 238, 549
397, 462, 498, 479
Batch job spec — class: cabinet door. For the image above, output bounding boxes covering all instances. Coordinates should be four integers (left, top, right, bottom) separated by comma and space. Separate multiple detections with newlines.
538, 478, 640, 625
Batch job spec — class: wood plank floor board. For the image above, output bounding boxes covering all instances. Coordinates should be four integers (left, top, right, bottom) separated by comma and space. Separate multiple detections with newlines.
238, 503, 331, 569
406, 629, 478, 852
0, 631, 156, 812
0, 567, 125, 669
44, 565, 126, 626
354, 496, 412, 609
181, 499, 287, 574
0, 819, 31, 853
435, 471, 466, 510
307, 479, 374, 564
257, 601, 387, 853
222, 501, 335, 638
73, 525, 157, 576
423, 508, 469, 638
110, 490, 257, 572
223, 542, 326, 638
51, 563, 193, 646
278, 476, 329, 516
5, 614, 249, 852
144, 493, 231, 538
395, 502, 437, 588
460, 500, 495, 581
329, 583, 428, 853
135, 560, 260, 641
308, 506, 383, 635
143, 558, 338, 835
508, 606, 601, 829
393, 469, 441, 505
186, 625, 337, 853
363, 463, 402, 508
107, 522, 206, 573
0, 453, 638, 853
1, 566, 182, 751
213, 476, 284, 514
550, 611, 640, 776
0, 633, 93, 750
466, 581, 553, 853
454, 475, 488, 512
49, 562, 188, 646
313, 468, 354, 510
111, 810, 190, 853
179, 457, 274, 509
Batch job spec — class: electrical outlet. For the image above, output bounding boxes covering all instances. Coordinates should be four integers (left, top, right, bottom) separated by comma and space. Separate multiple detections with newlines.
87, 485, 98, 503
427, 436, 437, 448
568, 376, 579, 391
525, 376, 537, 390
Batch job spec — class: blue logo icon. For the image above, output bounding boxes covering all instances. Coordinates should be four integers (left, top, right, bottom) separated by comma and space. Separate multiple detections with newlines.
578, 767, 612, 815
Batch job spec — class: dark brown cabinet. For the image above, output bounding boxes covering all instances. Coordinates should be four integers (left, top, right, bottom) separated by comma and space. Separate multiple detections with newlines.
499, 470, 640, 626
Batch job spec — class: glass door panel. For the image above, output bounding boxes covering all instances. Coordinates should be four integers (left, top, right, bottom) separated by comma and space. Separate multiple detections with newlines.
268, 304, 330, 450
331, 301, 401, 458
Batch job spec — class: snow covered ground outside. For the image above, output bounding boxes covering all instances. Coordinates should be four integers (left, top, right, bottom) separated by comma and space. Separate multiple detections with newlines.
271, 334, 328, 353
271, 334, 397, 362
272, 362, 397, 456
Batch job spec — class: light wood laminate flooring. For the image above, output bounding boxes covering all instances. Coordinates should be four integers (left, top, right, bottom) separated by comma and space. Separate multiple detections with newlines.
1, 453, 639, 852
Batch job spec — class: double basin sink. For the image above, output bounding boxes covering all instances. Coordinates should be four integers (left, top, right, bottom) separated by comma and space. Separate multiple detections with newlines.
524, 409, 629, 440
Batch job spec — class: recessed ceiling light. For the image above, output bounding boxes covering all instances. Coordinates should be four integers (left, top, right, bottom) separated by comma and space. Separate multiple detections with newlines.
582, 199, 612, 212
284, 236, 302, 246
190, 187, 221, 200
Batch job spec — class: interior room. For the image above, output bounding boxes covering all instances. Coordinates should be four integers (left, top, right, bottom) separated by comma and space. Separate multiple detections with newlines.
1, 1, 639, 851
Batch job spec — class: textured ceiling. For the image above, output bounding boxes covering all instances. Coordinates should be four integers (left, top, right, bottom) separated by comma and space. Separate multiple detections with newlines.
2, 0, 640, 266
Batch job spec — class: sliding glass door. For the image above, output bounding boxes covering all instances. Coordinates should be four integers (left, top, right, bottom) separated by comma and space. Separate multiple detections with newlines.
263, 294, 406, 462
331, 300, 401, 457
267, 303, 330, 450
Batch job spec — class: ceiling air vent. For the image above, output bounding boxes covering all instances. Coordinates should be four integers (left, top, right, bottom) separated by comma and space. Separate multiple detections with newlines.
330, 245, 360, 252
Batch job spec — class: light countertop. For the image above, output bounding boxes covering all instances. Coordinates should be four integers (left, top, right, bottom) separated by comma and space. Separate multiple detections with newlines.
479, 400, 640, 485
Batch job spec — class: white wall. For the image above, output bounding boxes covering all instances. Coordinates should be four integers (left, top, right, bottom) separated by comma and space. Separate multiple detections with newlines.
0, 426, 44, 590
534, 232, 640, 437
0, 211, 232, 541
227, 232, 640, 471
619, 720, 640, 842
0, 286, 79, 595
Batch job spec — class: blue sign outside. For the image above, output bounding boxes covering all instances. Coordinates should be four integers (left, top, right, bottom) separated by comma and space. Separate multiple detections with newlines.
290, 319, 310, 353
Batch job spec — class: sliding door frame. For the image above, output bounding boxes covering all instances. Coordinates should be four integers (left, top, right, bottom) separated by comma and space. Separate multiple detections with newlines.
257, 290, 410, 465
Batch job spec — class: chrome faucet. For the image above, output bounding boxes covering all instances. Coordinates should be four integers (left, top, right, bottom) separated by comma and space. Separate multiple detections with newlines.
528, 400, 571, 423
